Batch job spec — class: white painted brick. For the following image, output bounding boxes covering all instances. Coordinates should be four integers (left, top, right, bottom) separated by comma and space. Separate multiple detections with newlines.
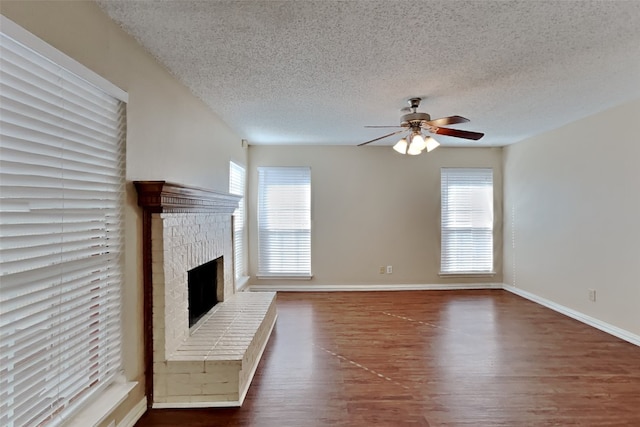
154, 361, 168, 374
204, 359, 242, 368
201, 380, 238, 394
153, 336, 165, 355
198, 370, 239, 383
154, 376, 167, 398
170, 355, 212, 362
151, 211, 276, 406
199, 394, 238, 402
166, 395, 192, 403
170, 382, 203, 397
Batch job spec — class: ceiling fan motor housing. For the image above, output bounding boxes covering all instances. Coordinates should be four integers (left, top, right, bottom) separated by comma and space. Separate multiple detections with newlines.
400, 112, 431, 127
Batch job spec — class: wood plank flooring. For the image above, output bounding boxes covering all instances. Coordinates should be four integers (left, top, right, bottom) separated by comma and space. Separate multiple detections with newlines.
135, 290, 640, 426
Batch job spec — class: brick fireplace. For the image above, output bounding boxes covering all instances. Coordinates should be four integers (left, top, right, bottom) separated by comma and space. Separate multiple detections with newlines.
135, 181, 276, 408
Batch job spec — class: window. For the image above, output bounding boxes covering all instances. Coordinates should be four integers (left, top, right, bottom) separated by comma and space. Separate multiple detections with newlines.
229, 161, 246, 283
440, 168, 494, 274
0, 18, 127, 427
257, 167, 311, 277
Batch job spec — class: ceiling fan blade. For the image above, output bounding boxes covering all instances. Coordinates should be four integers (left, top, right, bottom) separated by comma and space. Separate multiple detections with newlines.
357, 129, 406, 146
427, 126, 484, 140
364, 125, 404, 128
426, 115, 470, 127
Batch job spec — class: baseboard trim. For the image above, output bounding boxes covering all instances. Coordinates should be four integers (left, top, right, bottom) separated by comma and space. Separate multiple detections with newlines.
249, 283, 504, 292
117, 397, 147, 427
503, 284, 640, 347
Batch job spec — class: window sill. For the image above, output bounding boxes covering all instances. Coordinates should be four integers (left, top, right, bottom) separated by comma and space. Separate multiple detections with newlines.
256, 274, 313, 280
64, 377, 137, 427
439, 271, 496, 278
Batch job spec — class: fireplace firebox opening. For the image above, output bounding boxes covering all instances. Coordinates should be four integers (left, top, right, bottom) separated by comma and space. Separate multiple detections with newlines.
188, 256, 223, 327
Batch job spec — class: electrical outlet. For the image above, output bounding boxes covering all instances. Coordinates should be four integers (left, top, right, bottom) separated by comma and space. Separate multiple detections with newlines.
588, 289, 596, 302
379, 266, 385, 274
386, 265, 393, 274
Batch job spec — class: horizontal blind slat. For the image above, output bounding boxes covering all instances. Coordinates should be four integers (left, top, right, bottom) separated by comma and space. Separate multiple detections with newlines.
1, 123, 122, 166
0, 75, 121, 134
0, 96, 122, 144
0, 268, 118, 322
1, 278, 119, 344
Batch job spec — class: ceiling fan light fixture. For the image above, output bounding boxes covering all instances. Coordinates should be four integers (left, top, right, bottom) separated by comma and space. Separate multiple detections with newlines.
406, 141, 422, 155
425, 136, 440, 152
393, 138, 408, 154
410, 132, 427, 151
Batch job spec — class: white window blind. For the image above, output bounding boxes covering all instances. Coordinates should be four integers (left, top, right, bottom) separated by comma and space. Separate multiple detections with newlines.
440, 168, 494, 274
257, 167, 311, 277
229, 162, 245, 282
0, 26, 126, 427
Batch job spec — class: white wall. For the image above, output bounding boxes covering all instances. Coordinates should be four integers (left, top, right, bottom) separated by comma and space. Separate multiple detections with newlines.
248, 145, 503, 287
503, 98, 640, 336
1, 1, 246, 425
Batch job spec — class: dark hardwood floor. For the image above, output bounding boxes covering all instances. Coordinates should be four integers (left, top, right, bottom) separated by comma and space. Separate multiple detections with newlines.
135, 290, 640, 426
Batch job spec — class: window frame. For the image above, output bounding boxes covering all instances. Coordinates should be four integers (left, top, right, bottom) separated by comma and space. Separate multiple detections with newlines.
229, 161, 246, 286
0, 15, 132, 427
439, 167, 495, 276
256, 166, 312, 279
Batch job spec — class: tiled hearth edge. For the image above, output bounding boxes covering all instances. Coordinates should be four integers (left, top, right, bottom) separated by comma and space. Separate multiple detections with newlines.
250, 282, 639, 347
135, 181, 279, 408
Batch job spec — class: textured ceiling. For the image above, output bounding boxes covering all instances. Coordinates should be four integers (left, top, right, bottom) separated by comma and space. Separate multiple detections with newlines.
96, 0, 640, 147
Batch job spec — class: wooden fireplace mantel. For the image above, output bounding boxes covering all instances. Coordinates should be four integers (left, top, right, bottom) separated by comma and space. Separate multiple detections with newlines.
134, 180, 240, 214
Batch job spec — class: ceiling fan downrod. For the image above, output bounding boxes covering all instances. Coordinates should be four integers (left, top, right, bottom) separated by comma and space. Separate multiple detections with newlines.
408, 97, 422, 112
401, 98, 431, 126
